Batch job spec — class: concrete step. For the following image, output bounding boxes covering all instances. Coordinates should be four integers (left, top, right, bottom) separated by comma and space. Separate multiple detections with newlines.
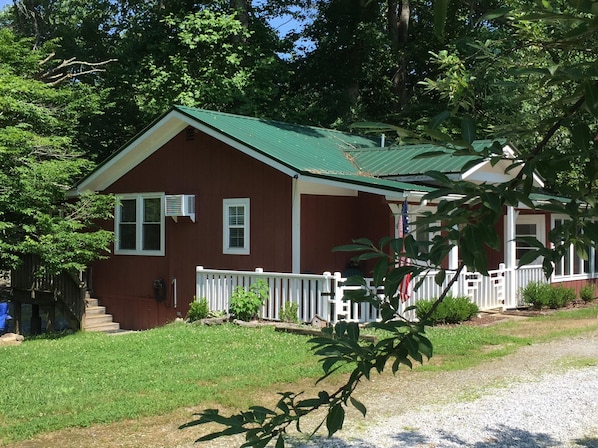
85, 305, 106, 315
85, 322, 121, 333
83, 296, 122, 333
85, 313, 115, 325
85, 297, 99, 307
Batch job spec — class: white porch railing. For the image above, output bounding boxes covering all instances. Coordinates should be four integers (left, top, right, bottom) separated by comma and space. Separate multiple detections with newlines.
196, 264, 547, 325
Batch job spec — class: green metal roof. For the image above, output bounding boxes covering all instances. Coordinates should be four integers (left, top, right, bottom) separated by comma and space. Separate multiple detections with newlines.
177, 106, 378, 174
347, 140, 495, 177
76, 106, 495, 195
176, 106, 438, 193
176, 107, 497, 190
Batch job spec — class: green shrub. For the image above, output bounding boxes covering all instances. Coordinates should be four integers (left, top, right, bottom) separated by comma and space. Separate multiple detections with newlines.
229, 279, 269, 321
548, 285, 575, 309
187, 298, 209, 322
580, 285, 596, 303
520, 281, 552, 309
415, 295, 479, 325
521, 282, 576, 309
280, 300, 300, 323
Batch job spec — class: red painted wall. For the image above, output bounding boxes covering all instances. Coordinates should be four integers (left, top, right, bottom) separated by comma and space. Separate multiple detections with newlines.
300, 192, 393, 276
92, 129, 293, 330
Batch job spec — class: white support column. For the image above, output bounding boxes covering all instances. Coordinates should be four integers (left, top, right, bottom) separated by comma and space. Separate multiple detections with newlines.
449, 228, 459, 297
505, 205, 518, 309
292, 176, 301, 274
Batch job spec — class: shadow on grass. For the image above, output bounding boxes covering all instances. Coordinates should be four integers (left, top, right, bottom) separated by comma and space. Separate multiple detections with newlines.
290, 424, 578, 447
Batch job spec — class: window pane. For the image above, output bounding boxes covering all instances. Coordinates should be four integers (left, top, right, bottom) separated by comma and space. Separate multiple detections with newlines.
119, 223, 136, 250
143, 223, 161, 250
144, 198, 161, 223
516, 223, 536, 236
229, 206, 244, 226
121, 199, 136, 223
229, 228, 245, 248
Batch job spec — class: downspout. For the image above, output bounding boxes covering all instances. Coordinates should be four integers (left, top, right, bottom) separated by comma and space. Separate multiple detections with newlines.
292, 175, 301, 273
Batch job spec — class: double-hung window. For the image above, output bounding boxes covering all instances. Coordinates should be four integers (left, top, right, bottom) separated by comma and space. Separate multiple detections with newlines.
115, 194, 164, 256
223, 198, 250, 255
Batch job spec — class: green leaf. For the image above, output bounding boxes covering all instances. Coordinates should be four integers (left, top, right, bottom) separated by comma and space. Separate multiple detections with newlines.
433, 0, 448, 42
584, 80, 598, 117
478, 6, 512, 21
275, 434, 285, 448
460, 116, 476, 144
434, 270, 446, 286
326, 404, 345, 436
430, 110, 451, 129
350, 397, 367, 417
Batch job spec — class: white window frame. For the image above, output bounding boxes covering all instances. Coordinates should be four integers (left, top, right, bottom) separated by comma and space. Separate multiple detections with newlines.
223, 198, 250, 255
551, 214, 596, 279
115, 193, 165, 256
505, 214, 545, 266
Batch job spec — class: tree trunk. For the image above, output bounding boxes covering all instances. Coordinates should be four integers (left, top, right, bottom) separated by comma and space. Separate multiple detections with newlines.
388, 0, 411, 108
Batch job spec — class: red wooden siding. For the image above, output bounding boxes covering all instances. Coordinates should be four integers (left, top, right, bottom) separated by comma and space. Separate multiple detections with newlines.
92, 129, 293, 329
300, 192, 393, 275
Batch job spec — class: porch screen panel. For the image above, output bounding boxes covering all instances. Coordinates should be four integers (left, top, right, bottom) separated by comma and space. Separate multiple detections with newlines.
143, 197, 161, 251
119, 199, 137, 250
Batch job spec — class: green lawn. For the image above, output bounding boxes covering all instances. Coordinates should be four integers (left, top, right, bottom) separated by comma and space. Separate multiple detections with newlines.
0, 323, 320, 443
2, 305, 598, 444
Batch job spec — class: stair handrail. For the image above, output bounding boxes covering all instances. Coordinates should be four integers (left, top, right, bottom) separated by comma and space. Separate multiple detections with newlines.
12, 254, 87, 327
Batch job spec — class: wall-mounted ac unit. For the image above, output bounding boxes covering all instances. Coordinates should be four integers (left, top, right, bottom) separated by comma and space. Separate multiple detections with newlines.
165, 194, 195, 222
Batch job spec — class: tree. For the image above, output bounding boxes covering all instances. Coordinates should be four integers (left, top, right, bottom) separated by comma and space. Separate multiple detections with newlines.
181, 2, 598, 446
0, 28, 113, 274
4, 0, 293, 160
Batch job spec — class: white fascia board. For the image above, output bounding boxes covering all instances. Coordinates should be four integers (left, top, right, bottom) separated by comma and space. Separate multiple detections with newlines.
297, 173, 428, 201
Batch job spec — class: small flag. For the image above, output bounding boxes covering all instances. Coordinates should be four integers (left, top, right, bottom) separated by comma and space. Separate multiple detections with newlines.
397, 198, 412, 302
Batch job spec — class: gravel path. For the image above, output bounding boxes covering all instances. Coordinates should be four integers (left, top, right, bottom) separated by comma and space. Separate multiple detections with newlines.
292, 330, 598, 448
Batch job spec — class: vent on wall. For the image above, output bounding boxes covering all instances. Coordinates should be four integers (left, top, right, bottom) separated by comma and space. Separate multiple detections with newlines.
165, 194, 195, 222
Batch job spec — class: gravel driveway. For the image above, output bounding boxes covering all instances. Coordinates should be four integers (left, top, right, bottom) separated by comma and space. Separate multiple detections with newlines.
292, 330, 598, 448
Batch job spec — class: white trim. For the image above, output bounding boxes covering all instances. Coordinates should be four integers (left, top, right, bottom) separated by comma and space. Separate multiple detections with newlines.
505, 214, 545, 265
115, 193, 165, 256
292, 178, 301, 273
223, 198, 250, 255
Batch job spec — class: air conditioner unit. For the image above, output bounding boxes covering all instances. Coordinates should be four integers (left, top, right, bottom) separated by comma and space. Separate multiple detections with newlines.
165, 194, 195, 222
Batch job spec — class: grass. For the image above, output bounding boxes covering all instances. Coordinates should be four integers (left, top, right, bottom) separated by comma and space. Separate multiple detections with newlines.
0, 323, 321, 444
1, 304, 598, 444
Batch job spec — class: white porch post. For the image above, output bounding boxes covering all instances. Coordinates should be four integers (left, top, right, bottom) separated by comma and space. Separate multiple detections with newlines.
292, 176, 301, 274
449, 228, 459, 296
504, 205, 518, 309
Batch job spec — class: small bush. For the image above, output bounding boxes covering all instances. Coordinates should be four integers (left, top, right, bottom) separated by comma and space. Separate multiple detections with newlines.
280, 301, 300, 323
415, 295, 479, 325
520, 281, 552, 310
521, 282, 576, 309
187, 298, 209, 322
548, 285, 575, 309
580, 285, 596, 303
229, 279, 269, 321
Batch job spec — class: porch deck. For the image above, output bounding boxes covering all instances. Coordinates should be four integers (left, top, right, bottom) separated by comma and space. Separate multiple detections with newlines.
197, 264, 548, 324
